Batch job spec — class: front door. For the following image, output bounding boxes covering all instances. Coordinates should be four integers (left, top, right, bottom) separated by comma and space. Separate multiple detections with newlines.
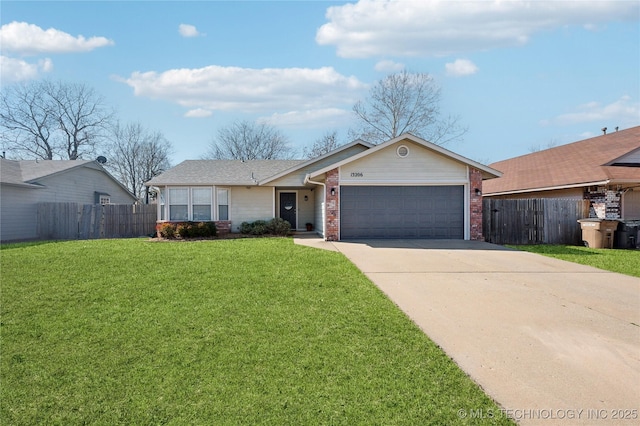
279, 192, 297, 229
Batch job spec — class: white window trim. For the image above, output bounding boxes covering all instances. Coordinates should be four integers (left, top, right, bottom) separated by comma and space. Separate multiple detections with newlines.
167, 187, 189, 221
192, 187, 214, 221
216, 187, 230, 221
161, 186, 221, 222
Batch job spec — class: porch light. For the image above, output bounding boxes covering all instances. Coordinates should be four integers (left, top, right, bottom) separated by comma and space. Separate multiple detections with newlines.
304, 195, 308, 201
331, 188, 336, 196
475, 188, 482, 196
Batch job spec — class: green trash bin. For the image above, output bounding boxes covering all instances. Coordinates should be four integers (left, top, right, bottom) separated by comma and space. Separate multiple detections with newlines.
577, 219, 619, 248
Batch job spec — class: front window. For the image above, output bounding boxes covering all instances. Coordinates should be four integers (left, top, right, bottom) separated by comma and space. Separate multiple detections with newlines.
192, 188, 212, 221
159, 189, 166, 220
217, 189, 229, 220
169, 188, 188, 221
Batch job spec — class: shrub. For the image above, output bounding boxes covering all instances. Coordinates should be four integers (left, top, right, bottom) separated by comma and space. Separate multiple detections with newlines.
240, 222, 253, 234
250, 220, 268, 235
267, 218, 291, 236
157, 222, 217, 239
158, 223, 176, 239
239, 219, 291, 236
201, 221, 217, 237
176, 223, 192, 239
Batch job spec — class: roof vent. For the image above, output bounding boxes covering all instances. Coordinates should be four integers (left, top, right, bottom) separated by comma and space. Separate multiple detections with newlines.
601, 127, 607, 135
96, 155, 107, 164
396, 145, 410, 158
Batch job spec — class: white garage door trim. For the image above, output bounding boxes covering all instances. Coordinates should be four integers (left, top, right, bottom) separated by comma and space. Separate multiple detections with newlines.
339, 185, 468, 239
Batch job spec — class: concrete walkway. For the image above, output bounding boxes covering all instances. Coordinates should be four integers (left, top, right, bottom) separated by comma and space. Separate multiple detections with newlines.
294, 237, 640, 425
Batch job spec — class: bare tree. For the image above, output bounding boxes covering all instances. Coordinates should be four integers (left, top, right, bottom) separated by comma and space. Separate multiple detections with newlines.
203, 120, 294, 160
302, 130, 344, 159
0, 80, 114, 160
351, 70, 467, 145
1, 81, 56, 159
46, 81, 114, 160
106, 121, 173, 200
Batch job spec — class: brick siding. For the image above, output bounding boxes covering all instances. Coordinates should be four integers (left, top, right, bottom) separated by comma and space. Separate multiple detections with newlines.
469, 167, 484, 241
325, 168, 340, 241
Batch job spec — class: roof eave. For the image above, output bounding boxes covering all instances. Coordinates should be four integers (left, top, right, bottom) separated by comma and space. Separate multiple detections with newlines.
0, 181, 44, 189
259, 140, 374, 185
483, 180, 611, 197
308, 133, 502, 180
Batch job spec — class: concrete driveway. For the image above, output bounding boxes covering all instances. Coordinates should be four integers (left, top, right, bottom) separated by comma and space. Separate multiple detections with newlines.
297, 237, 640, 425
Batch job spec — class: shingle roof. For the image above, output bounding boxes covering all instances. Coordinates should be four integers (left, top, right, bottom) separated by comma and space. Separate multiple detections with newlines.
17, 160, 93, 182
484, 126, 640, 195
0, 159, 137, 200
146, 160, 305, 186
1, 159, 94, 187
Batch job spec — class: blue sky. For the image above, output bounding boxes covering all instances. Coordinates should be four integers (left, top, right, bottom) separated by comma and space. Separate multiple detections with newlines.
1, 0, 639, 165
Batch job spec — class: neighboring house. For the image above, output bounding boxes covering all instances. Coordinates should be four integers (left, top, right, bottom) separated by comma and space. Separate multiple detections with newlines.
147, 134, 501, 241
0, 159, 138, 242
483, 126, 640, 220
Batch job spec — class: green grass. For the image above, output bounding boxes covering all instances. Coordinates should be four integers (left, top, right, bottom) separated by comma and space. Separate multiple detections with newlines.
1, 238, 512, 425
508, 244, 640, 277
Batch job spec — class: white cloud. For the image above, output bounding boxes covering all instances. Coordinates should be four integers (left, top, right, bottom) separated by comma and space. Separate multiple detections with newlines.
0, 21, 114, 55
445, 59, 478, 76
262, 108, 351, 128
178, 24, 202, 38
184, 108, 213, 118
316, 0, 638, 58
121, 65, 367, 116
542, 95, 640, 126
0, 55, 53, 82
374, 60, 404, 72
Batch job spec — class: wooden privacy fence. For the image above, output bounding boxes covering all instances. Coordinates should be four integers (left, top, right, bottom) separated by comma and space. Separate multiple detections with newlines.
37, 202, 157, 240
483, 198, 590, 245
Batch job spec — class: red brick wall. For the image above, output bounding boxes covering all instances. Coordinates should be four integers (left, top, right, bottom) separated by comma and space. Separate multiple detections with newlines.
215, 220, 232, 235
323, 166, 484, 241
325, 168, 340, 241
469, 167, 484, 241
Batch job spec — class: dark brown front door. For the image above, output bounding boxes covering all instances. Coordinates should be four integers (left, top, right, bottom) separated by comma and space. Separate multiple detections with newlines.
279, 192, 296, 229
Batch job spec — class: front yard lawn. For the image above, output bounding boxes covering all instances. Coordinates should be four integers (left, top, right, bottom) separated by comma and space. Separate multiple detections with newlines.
508, 244, 640, 277
1, 238, 512, 425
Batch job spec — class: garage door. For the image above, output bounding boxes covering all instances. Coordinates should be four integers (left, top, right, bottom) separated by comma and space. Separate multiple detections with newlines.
340, 186, 464, 239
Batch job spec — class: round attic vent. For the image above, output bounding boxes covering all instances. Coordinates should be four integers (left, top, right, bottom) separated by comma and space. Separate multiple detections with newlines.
396, 145, 409, 158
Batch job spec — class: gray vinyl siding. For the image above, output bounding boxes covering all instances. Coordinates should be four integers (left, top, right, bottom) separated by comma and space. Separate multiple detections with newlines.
297, 189, 315, 230
267, 145, 370, 187
616, 149, 640, 164
340, 141, 467, 185
314, 186, 325, 237
0, 185, 41, 242
36, 167, 136, 204
230, 187, 274, 232
623, 189, 640, 219
1, 166, 135, 242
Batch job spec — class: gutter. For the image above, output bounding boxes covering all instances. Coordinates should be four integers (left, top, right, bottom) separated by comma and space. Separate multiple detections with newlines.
484, 180, 611, 197
304, 174, 326, 238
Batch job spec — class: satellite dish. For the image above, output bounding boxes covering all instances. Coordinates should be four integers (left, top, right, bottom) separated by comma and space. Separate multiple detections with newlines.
96, 156, 107, 164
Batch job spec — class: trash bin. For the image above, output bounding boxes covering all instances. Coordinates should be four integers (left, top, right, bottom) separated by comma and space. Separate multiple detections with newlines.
577, 219, 619, 248
615, 220, 640, 249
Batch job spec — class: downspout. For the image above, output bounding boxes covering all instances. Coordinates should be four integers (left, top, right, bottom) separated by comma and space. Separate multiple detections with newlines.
304, 174, 326, 238
148, 186, 163, 222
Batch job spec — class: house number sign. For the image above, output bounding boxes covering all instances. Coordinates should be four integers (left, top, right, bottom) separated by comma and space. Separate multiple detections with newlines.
350, 172, 364, 177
